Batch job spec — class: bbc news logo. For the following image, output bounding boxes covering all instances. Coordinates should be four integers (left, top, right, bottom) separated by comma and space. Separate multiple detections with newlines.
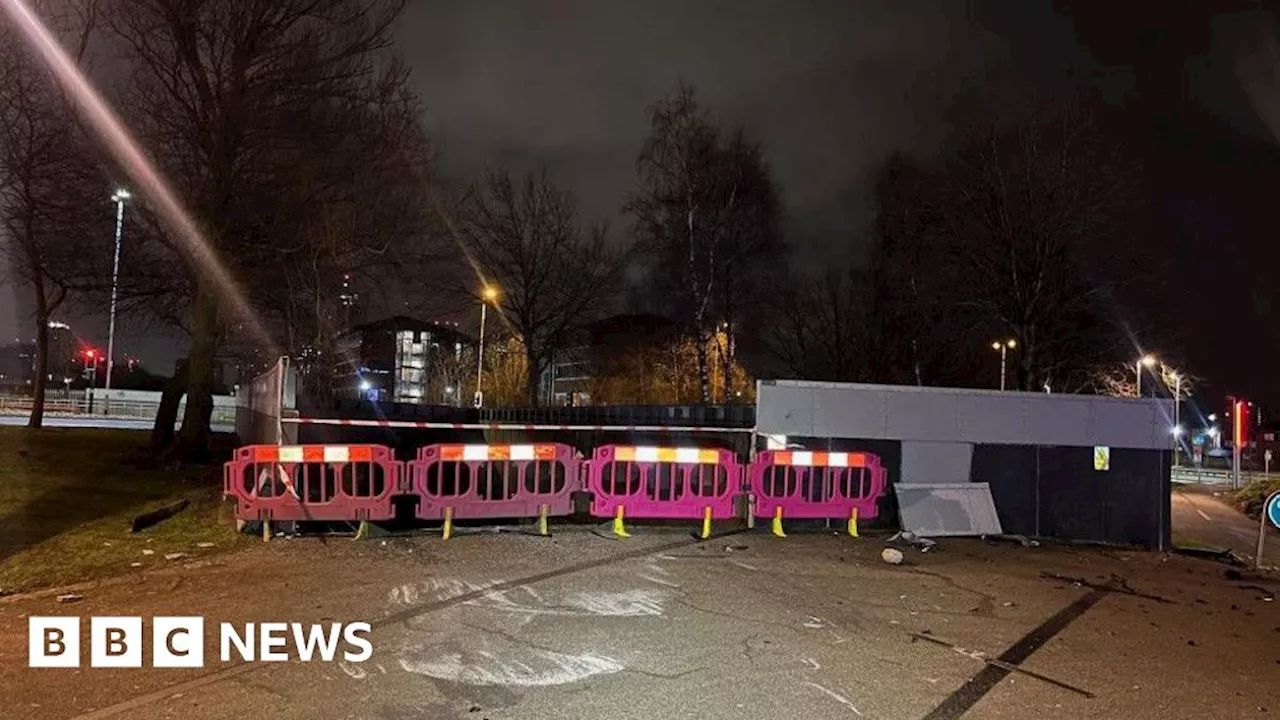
29, 617, 372, 668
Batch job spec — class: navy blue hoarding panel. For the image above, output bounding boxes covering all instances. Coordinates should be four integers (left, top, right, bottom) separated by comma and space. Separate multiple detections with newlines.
970, 445, 1038, 537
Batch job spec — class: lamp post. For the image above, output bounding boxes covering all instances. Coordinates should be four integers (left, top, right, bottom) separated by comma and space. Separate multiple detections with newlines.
991, 339, 1016, 391
105, 189, 130, 391
1170, 371, 1182, 466
474, 285, 498, 408
1135, 354, 1156, 397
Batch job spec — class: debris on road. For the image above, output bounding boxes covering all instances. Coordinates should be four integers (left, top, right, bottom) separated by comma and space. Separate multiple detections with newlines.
196, 542, 216, 548
881, 547, 905, 565
57, 594, 83, 603
983, 533, 1039, 547
887, 531, 937, 552
130, 562, 143, 568
142, 549, 155, 556
164, 553, 187, 561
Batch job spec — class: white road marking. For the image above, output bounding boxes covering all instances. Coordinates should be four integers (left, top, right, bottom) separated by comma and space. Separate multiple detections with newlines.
1196, 507, 1212, 522
804, 681, 863, 715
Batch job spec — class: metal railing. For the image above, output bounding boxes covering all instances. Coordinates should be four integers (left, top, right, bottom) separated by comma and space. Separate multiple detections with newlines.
0, 395, 236, 424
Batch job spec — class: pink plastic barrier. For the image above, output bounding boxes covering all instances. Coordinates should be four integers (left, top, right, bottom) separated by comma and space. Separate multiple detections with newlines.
223, 445, 399, 522
585, 445, 741, 520
749, 450, 887, 520
409, 443, 580, 520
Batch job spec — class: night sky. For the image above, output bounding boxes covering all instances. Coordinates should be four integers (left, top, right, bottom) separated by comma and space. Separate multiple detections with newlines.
3, 0, 1277, 411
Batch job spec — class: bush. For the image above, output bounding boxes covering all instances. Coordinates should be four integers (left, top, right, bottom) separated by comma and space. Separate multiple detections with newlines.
1230, 477, 1280, 520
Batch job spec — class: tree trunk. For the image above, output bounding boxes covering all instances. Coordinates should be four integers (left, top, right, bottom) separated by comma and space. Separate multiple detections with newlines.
696, 332, 711, 404
28, 285, 49, 429
524, 347, 542, 407
177, 282, 220, 458
151, 362, 186, 450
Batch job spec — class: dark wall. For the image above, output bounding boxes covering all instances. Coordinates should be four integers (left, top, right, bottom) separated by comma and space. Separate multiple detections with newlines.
774, 437, 1171, 548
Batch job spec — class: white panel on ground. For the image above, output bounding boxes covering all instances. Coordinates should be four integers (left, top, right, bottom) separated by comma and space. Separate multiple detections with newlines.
899, 441, 973, 485
893, 483, 1003, 537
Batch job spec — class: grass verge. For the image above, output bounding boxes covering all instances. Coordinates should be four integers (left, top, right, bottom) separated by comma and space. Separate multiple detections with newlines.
0, 426, 250, 593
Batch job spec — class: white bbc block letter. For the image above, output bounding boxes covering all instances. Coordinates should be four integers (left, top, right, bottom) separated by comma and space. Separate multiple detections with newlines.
29, 617, 80, 668
259, 622, 290, 661
91, 617, 142, 668
154, 617, 204, 668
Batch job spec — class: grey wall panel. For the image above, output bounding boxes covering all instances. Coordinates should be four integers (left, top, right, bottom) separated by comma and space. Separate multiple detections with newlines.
1088, 400, 1161, 449
756, 382, 816, 436
1023, 395, 1093, 447
885, 391, 960, 440
758, 380, 1172, 450
900, 441, 973, 485
812, 386, 887, 439
957, 395, 1026, 442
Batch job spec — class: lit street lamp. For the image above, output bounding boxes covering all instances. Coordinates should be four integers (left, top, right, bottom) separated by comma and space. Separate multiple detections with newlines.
1168, 369, 1183, 466
991, 339, 1016, 391
105, 189, 130, 391
1135, 354, 1156, 397
474, 285, 498, 408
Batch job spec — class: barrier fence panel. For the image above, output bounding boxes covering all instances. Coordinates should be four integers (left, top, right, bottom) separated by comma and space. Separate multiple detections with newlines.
586, 445, 741, 537
409, 444, 580, 527
223, 444, 399, 523
749, 450, 888, 536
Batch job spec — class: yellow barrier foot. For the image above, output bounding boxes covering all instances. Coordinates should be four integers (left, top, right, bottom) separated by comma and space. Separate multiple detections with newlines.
442, 507, 454, 541
771, 507, 787, 538
538, 504, 549, 537
612, 505, 631, 539
262, 519, 271, 543
847, 508, 859, 538
353, 520, 369, 541
699, 506, 712, 540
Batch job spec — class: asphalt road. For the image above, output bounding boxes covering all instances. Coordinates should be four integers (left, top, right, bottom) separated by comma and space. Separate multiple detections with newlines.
2, 529, 1276, 720
1172, 484, 1280, 562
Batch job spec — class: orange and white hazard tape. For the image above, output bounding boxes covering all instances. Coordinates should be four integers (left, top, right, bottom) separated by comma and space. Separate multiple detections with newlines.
437, 444, 560, 462
250, 445, 377, 463
769, 451, 871, 467
613, 446, 723, 464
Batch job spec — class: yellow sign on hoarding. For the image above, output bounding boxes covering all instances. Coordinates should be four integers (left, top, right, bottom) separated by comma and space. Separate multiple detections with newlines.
1094, 446, 1110, 471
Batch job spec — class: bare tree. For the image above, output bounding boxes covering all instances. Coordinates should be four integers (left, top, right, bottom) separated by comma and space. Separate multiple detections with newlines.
460, 169, 619, 406
763, 266, 872, 383
625, 82, 783, 403
875, 104, 1137, 391
1088, 362, 1139, 398
110, 0, 434, 455
0, 0, 103, 428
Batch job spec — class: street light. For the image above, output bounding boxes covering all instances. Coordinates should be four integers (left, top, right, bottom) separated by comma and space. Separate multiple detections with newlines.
1167, 369, 1183, 466
991, 339, 1016, 391
1134, 354, 1157, 396
105, 188, 130, 391
474, 285, 498, 408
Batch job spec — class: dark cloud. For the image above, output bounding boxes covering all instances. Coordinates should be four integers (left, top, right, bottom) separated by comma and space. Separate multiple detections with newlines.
400, 0, 1012, 258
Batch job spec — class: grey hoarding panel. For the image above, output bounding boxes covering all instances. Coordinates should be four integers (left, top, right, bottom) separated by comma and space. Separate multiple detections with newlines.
894, 483, 1003, 536
1024, 395, 1093, 447
885, 391, 960, 440
758, 380, 1171, 449
813, 385, 887, 439
956, 394, 1025, 442
756, 382, 816, 436
1087, 399, 1163, 449
900, 441, 973, 485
